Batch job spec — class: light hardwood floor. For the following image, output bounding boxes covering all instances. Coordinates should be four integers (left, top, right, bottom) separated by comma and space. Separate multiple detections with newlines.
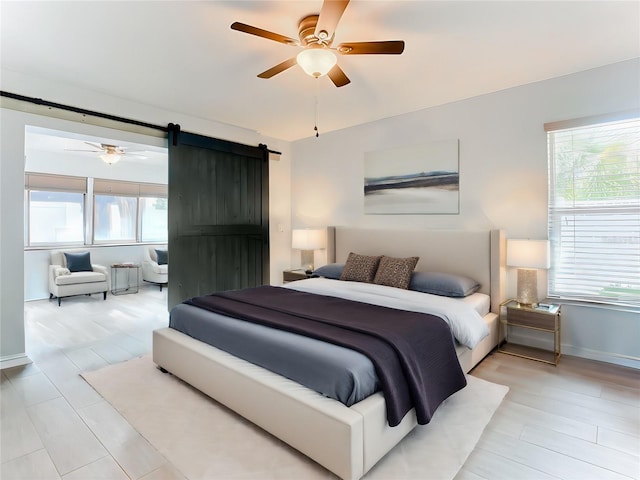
1, 287, 639, 479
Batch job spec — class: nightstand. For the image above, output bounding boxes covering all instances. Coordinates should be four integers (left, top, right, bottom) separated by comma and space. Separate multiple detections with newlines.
283, 269, 312, 283
498, 299, 561, 365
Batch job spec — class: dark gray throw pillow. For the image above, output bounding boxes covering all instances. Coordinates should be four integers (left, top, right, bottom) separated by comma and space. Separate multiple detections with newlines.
409, 271, 480, 297
340, 253, 382, 283
64, 251, 93, 273
155, 249, 168, 266
311, 263, 344, 279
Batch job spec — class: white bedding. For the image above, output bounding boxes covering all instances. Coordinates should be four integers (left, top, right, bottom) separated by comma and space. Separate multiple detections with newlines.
283, 278, 489, 349
461, 292, 491, 317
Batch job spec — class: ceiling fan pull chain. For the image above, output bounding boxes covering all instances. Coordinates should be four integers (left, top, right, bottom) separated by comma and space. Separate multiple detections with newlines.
314, 79, 320, 138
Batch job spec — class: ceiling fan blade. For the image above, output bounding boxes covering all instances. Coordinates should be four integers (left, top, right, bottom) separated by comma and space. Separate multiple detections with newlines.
84, 141, 104, 149
231, 22, 298, 46
257, 57, 298, 79
65, 149, 100, 152
336, 40, 405, 55
315, 0, 349, 42
327, 64, 351, 87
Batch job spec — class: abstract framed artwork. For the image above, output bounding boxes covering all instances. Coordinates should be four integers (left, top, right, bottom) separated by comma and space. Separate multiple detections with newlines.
364, 139, 459, 214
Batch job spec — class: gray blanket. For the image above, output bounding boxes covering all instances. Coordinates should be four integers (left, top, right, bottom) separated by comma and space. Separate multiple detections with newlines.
185, 286, 467, 426
170, 303, 379, 406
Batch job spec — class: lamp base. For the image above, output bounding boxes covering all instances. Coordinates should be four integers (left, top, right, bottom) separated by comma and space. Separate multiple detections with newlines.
516, 268, 539, 306
300, 250, 314, 273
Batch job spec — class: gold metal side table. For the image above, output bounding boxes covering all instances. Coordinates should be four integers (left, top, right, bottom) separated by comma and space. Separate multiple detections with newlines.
111, 263, 140, 295
498, 299, 561, 365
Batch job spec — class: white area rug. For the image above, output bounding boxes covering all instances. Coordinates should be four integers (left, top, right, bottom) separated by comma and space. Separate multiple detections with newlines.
82, 355, 507, 480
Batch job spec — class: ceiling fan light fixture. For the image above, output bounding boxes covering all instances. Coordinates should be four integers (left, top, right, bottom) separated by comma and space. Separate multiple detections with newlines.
100, 153, 122, 165
296, 48, 337, 78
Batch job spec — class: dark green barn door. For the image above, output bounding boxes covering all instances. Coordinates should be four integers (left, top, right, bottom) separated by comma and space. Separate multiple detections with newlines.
167, 128, 269, 309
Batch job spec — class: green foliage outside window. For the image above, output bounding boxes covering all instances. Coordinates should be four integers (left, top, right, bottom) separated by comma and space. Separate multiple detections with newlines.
553, 124, 639, 203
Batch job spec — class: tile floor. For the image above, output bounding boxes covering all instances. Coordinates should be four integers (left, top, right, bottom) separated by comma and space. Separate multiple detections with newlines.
1, 286, 182, 480
1, 286, 639, 479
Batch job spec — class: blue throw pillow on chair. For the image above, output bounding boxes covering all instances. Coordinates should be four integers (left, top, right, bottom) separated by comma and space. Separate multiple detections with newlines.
64, 251, 93, 272
155, 249, 168, 266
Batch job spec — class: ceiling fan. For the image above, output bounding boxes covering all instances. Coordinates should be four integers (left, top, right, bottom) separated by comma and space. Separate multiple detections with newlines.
230, 0, 405, 87
65, 142, 147, 165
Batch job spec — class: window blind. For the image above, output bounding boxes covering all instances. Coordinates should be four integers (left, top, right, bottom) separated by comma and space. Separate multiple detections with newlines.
93, 179, 140, 196
93, 180, 167, 197
139, 183, 168, 197
547, 117, 640, 307
25, 173, 86, 193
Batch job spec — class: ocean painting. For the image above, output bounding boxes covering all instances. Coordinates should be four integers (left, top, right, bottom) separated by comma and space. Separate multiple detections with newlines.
364, 140, 459, 214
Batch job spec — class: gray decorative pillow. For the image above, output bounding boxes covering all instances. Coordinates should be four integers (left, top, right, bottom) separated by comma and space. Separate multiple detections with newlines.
312, 263, 344, 279
340, 253, 382, 283
373, 256, 419, 290
409, 271, 480, 297
64, 251, 92, 273
155, 249, 168, 266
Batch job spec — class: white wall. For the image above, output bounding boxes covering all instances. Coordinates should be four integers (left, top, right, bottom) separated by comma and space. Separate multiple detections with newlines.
3, 61, 638, 369
0, 107, 28, 366
291, 59, 640, 369
0, 70, 292, 367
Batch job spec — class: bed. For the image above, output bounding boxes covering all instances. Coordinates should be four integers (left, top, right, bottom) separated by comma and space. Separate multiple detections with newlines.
152, 228, 506, 480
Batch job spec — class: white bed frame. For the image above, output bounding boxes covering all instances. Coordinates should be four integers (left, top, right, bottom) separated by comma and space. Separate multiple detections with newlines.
153, 228, 506, 480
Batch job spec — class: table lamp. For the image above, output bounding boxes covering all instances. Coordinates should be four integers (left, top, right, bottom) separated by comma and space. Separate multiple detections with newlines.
292, 228, 326, 273
507, 239, 550, 306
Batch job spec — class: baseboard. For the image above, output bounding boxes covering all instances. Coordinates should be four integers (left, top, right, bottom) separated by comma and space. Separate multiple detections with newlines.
0, 353, 33, 370
562, 345, 640, 370
508, 331, 639, 370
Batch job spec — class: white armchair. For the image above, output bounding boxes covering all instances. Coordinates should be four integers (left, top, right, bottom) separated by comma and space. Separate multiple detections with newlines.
49, 249, 109, 306
142, 245, 168, 291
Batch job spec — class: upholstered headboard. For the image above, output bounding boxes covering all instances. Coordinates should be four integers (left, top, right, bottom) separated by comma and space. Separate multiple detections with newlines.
328, 227, 506, 313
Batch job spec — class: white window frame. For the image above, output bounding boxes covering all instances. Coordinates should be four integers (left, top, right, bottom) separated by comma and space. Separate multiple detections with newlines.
24, 173, 167, 247
24, 173, 87, 247
545, 111, 640, 308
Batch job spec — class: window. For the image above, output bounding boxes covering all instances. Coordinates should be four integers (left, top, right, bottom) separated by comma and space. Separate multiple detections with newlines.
25, 173, 167, 247
25, 173, 87, 246
92, 179, 168, 244
94, 195, 137, 243
546, 114, 639, 307
139, 182, 168, 243
140, 197, 168, 242
29, 191, 84, 245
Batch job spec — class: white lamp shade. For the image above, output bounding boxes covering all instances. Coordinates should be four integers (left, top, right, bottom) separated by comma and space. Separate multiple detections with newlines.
296, 49, 337, 78
507, 239, 550, 269
292, 229, 326, 250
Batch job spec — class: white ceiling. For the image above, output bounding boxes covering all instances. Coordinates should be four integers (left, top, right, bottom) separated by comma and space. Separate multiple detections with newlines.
25, 126, 168, 167
2, 1, 639, 142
